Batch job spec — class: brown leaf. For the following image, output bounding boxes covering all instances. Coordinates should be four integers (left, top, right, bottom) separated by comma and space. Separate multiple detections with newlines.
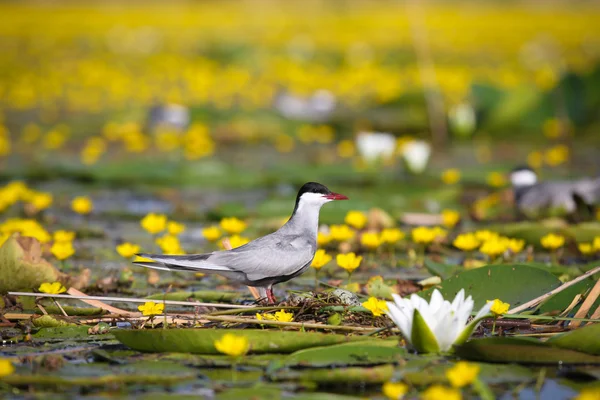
392, 279, 422, 297
0, 235, 60, 293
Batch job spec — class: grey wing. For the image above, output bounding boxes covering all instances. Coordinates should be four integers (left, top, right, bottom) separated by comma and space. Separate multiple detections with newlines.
208, 234, 316, 282
572, 178, 600, 204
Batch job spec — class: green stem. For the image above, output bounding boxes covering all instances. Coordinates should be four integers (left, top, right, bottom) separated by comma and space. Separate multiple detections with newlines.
347, 271, 353, 285
491, 317, 497, 335
314, 269, 320, 291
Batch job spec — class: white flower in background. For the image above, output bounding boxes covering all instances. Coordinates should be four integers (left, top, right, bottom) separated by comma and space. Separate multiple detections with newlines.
355, 132, 396, 163
386, 289, 492, 353
448, 102, 476, 138
401, 140, 431, 174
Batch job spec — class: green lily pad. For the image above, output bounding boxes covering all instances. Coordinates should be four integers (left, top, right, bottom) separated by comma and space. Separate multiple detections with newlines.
536, 277, 595, 315
113, 329, 368, 354
424, 258, 461, 280
547, 323, 600, 355
271, 364, 394, 384
421, 264, 561, 309
455, 337, 600, 364
401, 358, 534, 385
268, 340, 403, 371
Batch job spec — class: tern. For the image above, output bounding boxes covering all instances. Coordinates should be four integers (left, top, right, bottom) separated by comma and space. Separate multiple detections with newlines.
134, 182, 348, 304
510, 166, 600, 219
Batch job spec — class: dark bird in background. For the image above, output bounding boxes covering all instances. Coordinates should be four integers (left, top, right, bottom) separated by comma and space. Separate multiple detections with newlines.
510, 166, 600, 220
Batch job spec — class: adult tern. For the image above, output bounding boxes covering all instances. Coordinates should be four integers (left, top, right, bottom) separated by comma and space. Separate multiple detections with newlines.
134, 182, 348, 303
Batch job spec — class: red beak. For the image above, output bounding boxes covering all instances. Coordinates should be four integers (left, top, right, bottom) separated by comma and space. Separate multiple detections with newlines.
325, 192, 349, 200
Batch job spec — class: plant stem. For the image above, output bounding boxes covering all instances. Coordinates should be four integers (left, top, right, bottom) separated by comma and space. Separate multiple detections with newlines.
491, 317, 497, 335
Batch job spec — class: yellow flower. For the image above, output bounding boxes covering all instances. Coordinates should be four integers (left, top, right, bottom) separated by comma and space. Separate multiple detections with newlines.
593, 236, 600, 251
578, 243, 594, 255
156, 235, 184, 255
53, 230, 75, 242
116, 242, 141, 258
362, 297, 388, 317
311, 249, 332, 269
336, 252, 362, 273
138, 301, 164, 316
441, 168, 461, 185
421, 385, 462, 400
337, 139, 355, 158
411, 226, 436, 245
541, 233, 565, 250
474, 230, 498, 242
214, 333, 249, 357
479, 239, 507, 258
487, 171, 507, 188
0, 359, 15, 377
141, 213, 167, 235
29, 192, 53, 211
544, 145, 569, 167
71, 196, 93, 215
446, 361, 480, 388
576, 387, 600, 400
488, 299, 510, 316
256, 313, 276, 321
361, 231, 382, 250
274, 309, 294, 322
220, 235, 250, 249
167, 221, 186, 235
345, 211, 368, 230
441, 209, 460, 228
507, 238, 525, 253
220, 217, 247, 234
380, 228, 404, 244
527, 150, 544, 169
51, 241, 75, 260
329, 224, 356, 242
202, 226, 222, 242
382, 381, 408, 399
39, 281, 67, 294
317, 231, 332, 246
453, 233, 480, 251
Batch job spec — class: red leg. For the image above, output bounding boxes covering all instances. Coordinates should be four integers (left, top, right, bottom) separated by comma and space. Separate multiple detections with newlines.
266, 286, 277, 304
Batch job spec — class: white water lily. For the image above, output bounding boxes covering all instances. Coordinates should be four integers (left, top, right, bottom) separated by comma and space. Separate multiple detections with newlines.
386, 289, 492, 353
400, 140, 431, 174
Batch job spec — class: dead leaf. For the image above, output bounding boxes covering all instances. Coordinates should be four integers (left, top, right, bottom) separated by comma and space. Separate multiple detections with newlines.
147, 270, 160, 285
0, 235, 60, 293
392, 279, 422, 297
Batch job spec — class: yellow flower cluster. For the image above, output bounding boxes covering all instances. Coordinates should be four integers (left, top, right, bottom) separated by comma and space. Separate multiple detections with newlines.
578, 237, 600, 255
311, 249, 332, 270
255, 309, 294, 323
0, 218, 51, 244
360, 228, 405, 251
411, 226, 447, 245
0, 181, 53, 214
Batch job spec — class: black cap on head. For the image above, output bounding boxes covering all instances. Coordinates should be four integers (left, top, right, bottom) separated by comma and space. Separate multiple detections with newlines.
511, 165, 534, 174
290, 182, 332, 216
297, 182, 331, 196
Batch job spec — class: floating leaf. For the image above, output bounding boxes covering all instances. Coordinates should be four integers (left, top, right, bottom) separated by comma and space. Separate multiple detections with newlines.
547, 323, 600, 355
272, 364, 394, 384
32, 315, 77, 328
421, 265, 561, 309
424, 258, 460, 280
536, 277, 595, 315
268, 340, 403, 372
113, 329, 368, 355
456, 337, 600, 364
